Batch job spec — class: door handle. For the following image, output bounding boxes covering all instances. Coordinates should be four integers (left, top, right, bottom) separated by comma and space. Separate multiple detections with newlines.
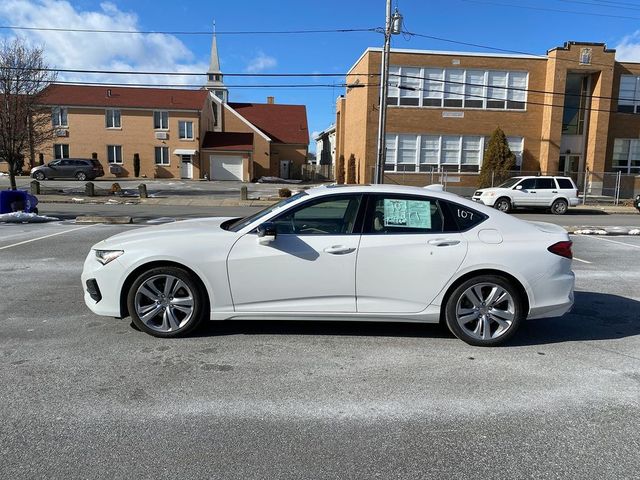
530, 190, 537, 193
428, 239, 461, 247
323, 245, 355, 255
552, 190, 558, 193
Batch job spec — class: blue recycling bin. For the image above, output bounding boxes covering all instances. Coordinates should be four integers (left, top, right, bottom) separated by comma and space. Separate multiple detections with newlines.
0, 190, 38, 214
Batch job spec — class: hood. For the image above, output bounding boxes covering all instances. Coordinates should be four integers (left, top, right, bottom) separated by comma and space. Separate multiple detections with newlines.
94, 217, 237, 248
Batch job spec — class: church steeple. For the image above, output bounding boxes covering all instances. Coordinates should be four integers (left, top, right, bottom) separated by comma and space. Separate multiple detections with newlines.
206, 22, 228, 102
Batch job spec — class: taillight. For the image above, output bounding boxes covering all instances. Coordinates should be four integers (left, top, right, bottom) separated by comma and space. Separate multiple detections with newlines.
548, 241, 573, 259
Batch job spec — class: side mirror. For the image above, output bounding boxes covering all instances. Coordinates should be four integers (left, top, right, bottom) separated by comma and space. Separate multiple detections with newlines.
515, 185, 523, 190
257, 222, 277, 245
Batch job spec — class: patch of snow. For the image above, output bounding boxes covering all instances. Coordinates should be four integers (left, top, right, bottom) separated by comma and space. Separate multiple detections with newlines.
0, 172, 8, 177
257, 176, 302, 184
72, 197, 85, 202
629, 229, 640, 235
574, 229, 608, 235
0, 212, 59, 223
146, 217, 177, 224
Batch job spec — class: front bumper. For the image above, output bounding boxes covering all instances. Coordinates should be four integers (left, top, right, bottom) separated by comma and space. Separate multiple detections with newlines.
471, 196, 494, 206
81, 251, 127, 317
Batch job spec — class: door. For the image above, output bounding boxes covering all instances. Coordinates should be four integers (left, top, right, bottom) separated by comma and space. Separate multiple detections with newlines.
210, 155, 242, 181
356, 194, 468, 313
45, 160, 62, 178
58, 159, 75, 178
511, 177, 537, 207
280, 160, 291, 179
180, 155, 193, 179
534, 177, 557, 206
227, 194, 363, 312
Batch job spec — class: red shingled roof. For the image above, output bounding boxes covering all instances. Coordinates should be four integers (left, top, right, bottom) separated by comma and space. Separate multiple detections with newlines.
39, 84, 209, 110
202, 132, 253, 150
229, 102, 308, 145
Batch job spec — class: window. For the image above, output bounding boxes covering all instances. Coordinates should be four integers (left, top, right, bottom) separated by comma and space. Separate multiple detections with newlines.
441, 200, 488, 231
419, 136, 440, 171
613, 138, 640, 173
518, 178, 536, 190
53, 144, 69, 159
52, 107, 68, 127
154, 111, 168, 129
388, 65, 527, 110
441, 136, 461, 170
155, 146, 170, 165
535, 178, 556, 189
618, 75, 639, 113
397, 135, 417, 171
178, 120, 194, 140
557, 178, 574, 189
461, 136, 482, 172
507, 137, 524, 169
365, 195, 446, 234
271, 195, 363, 235
107, 145, 122, 164
384, 135, 397, 171
106, 109, 121, 128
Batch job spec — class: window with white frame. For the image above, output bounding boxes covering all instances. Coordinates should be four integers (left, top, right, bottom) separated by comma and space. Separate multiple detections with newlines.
107, 145, 122, 164
178, 120, 194, 140
105, 109, 121, 128
388, 66, 528, 110
154, 111, 168, 129
54, 144, 69, 159
155, 146, 170, 165
618, 75, 640, 113
612, 139, 640, 173
385, 133, 524, 173
52, 107, 68, 127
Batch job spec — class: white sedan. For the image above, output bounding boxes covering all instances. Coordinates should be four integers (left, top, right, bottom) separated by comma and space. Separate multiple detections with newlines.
81, 185, 575, 347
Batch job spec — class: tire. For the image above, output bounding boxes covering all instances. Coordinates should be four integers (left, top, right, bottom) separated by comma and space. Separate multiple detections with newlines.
550, 198, 568, 215
127, 266, 208, 338
33, 171, 45, 181
445, 275, 525, 347
494, 197, 511, 213
75, 171, 87, 181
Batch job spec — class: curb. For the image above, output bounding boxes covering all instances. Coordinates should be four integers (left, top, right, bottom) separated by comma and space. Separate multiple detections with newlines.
75, 215, 133, 224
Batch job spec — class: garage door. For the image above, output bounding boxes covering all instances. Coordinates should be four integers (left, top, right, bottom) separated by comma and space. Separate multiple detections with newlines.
210, 155, 243, 181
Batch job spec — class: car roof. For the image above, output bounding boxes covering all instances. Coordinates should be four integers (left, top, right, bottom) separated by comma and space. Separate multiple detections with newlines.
303, 183, 465, 201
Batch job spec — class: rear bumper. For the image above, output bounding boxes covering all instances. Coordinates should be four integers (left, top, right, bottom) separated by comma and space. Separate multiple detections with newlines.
569, 198, 580, 207
528, 270, 575, 320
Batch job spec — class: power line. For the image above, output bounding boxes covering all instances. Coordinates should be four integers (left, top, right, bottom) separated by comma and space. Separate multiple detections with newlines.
461, 0, 640, 20
0, 25, 378, 35
559, 0, 640, 11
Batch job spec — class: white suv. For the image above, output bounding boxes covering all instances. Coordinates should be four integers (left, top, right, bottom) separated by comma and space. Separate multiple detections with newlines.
472, 176, 580, 215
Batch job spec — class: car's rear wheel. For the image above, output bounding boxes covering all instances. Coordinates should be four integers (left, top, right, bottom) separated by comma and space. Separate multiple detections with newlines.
550, 198, 568, 215
75, 171, 87, 181
494, 197, 511, 213
127, 266, 207, 338
445, 275, 525, 347
33, 171, 45, 181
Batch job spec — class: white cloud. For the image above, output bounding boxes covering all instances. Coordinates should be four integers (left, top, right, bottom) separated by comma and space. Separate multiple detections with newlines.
0, 0, 208, 86
245, 51, 277, 73
615, 31, 640, 62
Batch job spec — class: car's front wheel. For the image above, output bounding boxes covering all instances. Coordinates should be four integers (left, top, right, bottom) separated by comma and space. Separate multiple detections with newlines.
494, 197, 511, 213
75, 172, 87, 181
33, 171, 45, 181
550, 198, 568, 215
127, 266, 208, 337
445, 275, 525, 347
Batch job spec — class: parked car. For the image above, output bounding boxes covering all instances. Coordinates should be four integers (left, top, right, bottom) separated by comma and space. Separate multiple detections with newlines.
31, 158, 104, 181
81, 185, 575, 347
472, 176, 580, 214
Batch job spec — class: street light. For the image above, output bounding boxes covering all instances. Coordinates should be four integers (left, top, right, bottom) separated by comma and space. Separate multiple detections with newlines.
374, 3, 403, 184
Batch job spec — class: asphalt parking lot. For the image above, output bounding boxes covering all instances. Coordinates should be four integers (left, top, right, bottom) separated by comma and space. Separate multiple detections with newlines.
1, 220, 639, 479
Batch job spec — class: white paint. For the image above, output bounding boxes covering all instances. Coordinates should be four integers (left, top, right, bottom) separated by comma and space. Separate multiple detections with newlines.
579, 235, 640, 250
573, 257, 592, 264
0, 224, 96, 251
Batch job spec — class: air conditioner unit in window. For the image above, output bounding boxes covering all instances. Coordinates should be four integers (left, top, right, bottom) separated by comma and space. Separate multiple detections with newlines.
55, 129, 68, 137
155, 131, 168, 140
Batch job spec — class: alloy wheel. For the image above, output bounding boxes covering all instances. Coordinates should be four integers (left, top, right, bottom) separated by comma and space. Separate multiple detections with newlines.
455, 282, 515, 341
134, 274, 194, 333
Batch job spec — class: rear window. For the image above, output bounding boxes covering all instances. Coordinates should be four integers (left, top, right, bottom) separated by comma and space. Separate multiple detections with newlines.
557, 178, 574, 189
441, 201, 488, 231
89, 159, 102, 167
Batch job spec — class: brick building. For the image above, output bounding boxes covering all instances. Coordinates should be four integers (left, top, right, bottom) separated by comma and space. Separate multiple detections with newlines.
20, 33, 309, 181
335, 41, 640, 187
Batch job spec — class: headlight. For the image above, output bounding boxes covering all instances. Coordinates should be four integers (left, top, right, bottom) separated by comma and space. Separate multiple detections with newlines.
482, 192, 496, 197
95, 249, 124, 265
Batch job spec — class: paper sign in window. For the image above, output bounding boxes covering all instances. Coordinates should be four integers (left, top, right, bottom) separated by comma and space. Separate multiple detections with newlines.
383, 199, 431, 229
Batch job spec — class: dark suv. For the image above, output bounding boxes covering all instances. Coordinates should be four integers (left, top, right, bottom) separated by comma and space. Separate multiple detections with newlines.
31, 159, 104, 181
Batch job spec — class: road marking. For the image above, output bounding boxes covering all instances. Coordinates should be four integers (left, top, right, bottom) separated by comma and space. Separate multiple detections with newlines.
578, 234, 640, 250
0, 224, 97, 251
573, 257, 592, 264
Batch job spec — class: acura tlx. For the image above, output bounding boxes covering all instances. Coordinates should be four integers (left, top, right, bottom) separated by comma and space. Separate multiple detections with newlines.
81, 184, 574, 347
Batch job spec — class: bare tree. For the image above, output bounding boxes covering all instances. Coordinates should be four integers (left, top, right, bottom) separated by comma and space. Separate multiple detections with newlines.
0, 38, 56, 190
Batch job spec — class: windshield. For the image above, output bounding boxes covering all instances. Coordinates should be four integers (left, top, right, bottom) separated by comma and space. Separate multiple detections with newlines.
225, 191, 308, 232
497, 177, 521, 188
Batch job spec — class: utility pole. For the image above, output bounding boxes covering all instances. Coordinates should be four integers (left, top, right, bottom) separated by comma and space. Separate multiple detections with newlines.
374, 1, 402, 184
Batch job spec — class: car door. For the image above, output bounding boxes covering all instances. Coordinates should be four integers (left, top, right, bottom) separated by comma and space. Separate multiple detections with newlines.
511, 178, 537, 207
46, 160, 62, 178
534, 177, 557, 206
58, 159, 74, 178
226, 194, 364, 312
356, 194, 468, 313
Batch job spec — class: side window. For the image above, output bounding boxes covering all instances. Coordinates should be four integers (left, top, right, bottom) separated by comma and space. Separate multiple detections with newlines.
364, 195, 444, 234
271, 195, 363, 235
441, 201, 488, 231
557, 178, 574, 189
518, 178, 536, 190
535, 178, 556, 189
60, 160, 72, 166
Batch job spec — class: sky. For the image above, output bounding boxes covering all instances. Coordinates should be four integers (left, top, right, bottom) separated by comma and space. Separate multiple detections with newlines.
2, 0, 640, 152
